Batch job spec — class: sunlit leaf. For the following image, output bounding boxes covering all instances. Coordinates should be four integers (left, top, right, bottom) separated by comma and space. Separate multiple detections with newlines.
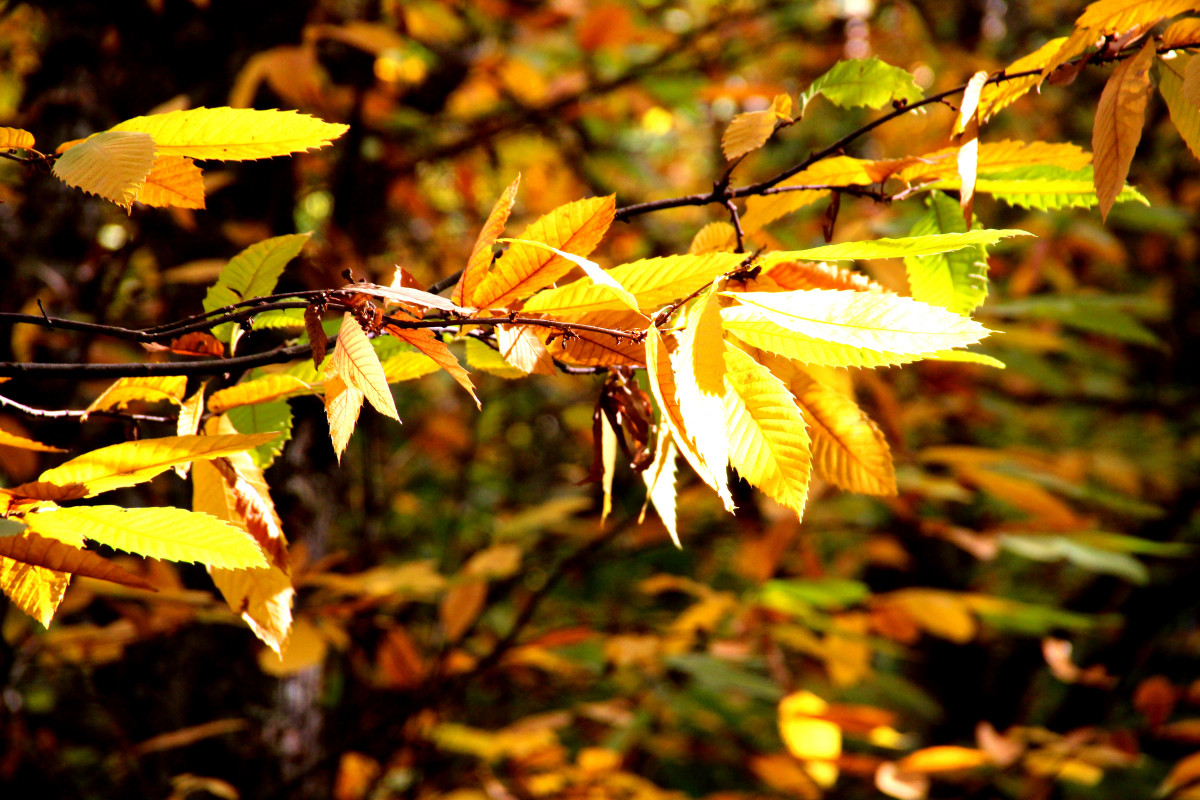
743, 156, 877, 233
764, 230, 1030, 262
472, 195, 615, 309
455, 175, 521, 307
85, 376, 188, 414
1158, 53, 1200, 164
26, 505, 268, 569
0, 529, 154, 590
0, 430, 65, 453
207, 375, 312, 415
979, 37, 1068, 121
904, 191, 989, 315
640, 425, 680, 547
329, 313, 399, 421
384, 325, 479, 407
323, 374, 364, 462
464, 337, 526, 379
227, 400, 293, 471
51, 130, 156, 208
34, 433, 279, 498
930, 164, 1149, 210
689, 222, 737, 254
110, 106, 348, 160
0, 127, 34, 149
1092, 40, 1155, 221
542, 310, 647, 367
496, 324, 556, 375
899, 140, 1092, 184
897, 746, 990, 773
202, 233, 310, 342
722, 94, 791, 160
133, 155, 205, 209
801, 57, 922, 113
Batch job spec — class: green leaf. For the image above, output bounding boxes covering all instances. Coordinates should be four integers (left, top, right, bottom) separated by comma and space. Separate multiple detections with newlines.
929, 164, 1150, 211
203, 233, 311, 342
767, 229, 1031, 262
999, 534, 1149, 584
227, 400, 294, 470
801, 57, 923, 113
26, 505, 268, 570
983, 294, 1162, 346
759, 578, 871, 613
904, 191, 989, 315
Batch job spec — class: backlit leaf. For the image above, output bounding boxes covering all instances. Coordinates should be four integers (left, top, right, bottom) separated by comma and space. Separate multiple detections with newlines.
496, 324, 556, 375
35, 433, 279, 498
764, 230, 1030, 262
86, 376, 187, 414
472, 195, 615, 309
640, 425, 680, 547
543, 310, 647, 367
0, 529, 154, 590
600, 411, 618, 524
27, 505, 267, 569
227, 400, 294, 471
723, 342, 812, 519
329, 313, 399, 421
52, 130, 156, 208
384, 325, 479, 407
381, 350, 444, 383
722, 94, 791, 160
930, 164, 1149, 210
110, 107, 348, 160
0, 127, 34, 149
133, 155, 205, 209
205, 451, 289, 571
755, 260, 883, 293
0, 552, 71, 628
743, 156, 877, 232
203, 233, 310, 342
689, 222, 737, 254
324, 374, 364, 462
455, 175, 520, 307
723, 290, 991, 359
899, 140, 1092, 184
897, 746, 990, 773
1158, 53, 1200, 163
979, 38, 1068, 121
904, 191, 989, 315
801, 57, 922, 113
498, 237, 639, 310
1163, 17, 1200, 48
465, 337, 526, 379
0, 430, 65, 452
779, 692, 842, 760
344, 283, 472, 315
1092, 40, 1155, 221
207, 375, 312, 414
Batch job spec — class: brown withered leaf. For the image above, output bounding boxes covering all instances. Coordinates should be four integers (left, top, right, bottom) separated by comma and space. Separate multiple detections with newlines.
168, 332, 225, 358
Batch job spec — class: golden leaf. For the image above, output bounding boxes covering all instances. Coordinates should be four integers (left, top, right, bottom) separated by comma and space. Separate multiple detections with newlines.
455, 174, 520, 307
85, 376, 187, 414
384, 325, 480, 407
471, 195, 615, 309
742, 156, 876, 233
640, 425, 679, 547
259, 615, 327, 676
0, 429, 65, 452
722, 342, 812, 519
440, 579, 487, 643
898, 139, 1092, 184
380, 350, 443, 383
26, 505, 268, 570
1092, 40, 1155, 221
207, 375, 312, 415
600, 409, 618, 524
0, 127, 34, 149
51, 130, 156, 208
721, 94, 791, 161
496, 324, 557, 375
755, 260, 883, 293
979, 38, 1067, 121
133, 155, 205, 209
689, 222, 737, 254
208, 453, 289, 571
897, 746, 990, 774
0, 554, 71, 628
0, 529, 154, 591
323, 374, 364, 462
1159, 53, 1200, 162
110, 106, 348, 161
542, 310, 647, 367
1042, 0, 1198, 81
1164, 17, 1200, 48
779, 692, 842, 761
329, 313, 399, 421
879, 589, 977, 643
35, 433, 279, 498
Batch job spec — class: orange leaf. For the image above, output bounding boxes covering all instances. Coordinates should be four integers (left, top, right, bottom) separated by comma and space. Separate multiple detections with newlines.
0, 530, 155, 591
897, 746, 990, 774
455, 175, 520, 307
471, 195, 615, 309
543, 310, 648, 367
133, 155, 206, 209
384, 325, 480, 408
1092, 40, 1155, 222
440, 579, 487, 643
168, 331, 225, 357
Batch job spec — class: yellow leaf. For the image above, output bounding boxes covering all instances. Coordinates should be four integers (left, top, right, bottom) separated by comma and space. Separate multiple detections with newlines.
132, 154, 205, 209
26, 505, 268, 569
722, 342, 812, 519
757, 260, 884, 293
640, 424, 680, 547
194, 458, 293, 654
259, 615, 327, 676
1164, 17, 1200, 48
381, 350, 443, 383
722, 289, 990, 368
110, 107, 348, 161
176, 383, 207, 439
722, 94, 791, 161
323, 374, 364, 462
465, 337, 526, 379
897, 746, 990, 773
35, 433, 280, 498
1043, 0, 1198, 81
954, 71, 987, 136
1093, 40, 1155, 222
471, 195, 615, 309
671, 285, 733, 511
0, 529, 154, 591
1185, 53, 1200, 108
51, 130, 156, 208
881, 589, 977, 643
899, 139, 1092, 184
1158, 53, 1200, 162
541, 310, 647, 367
779, 692, 842, 761
600, 409, 618, 524
0, 127, 34, 149
979, 38, 1067, 121
689, 222, 737, 254
329, 313, 399, 421
780, 363, 896, 495
384, 325, 480, 407
207, 452, 289, 571
743, 156, 876, 233
499, 237, 640, 311
207, 375, 312, 415
496, 324, 557, 375
644, 326, 725, 502
0, 429, 65, 452
455, 175, 520, 307
0, 554, 71, 628
960, 467, 1084, 528
824, 610, 872, 686
86, 376, 187, 414
463, 544, 523, 579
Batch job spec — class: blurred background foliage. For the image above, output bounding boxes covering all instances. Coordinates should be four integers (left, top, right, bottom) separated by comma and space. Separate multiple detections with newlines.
2, 0, 1200, 798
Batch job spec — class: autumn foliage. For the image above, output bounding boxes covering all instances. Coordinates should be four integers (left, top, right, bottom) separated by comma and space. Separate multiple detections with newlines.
1, 1, 1199, 799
